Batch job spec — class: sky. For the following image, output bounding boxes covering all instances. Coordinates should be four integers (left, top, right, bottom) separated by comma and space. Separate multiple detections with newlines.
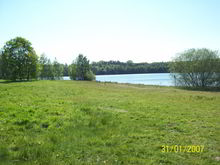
0, 0, 220, 64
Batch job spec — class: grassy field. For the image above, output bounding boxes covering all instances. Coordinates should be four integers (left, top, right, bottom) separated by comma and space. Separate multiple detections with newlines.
0, 80, 219, 165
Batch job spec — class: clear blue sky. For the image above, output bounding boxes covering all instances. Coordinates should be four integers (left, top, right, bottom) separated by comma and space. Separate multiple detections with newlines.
0, 0, 219, 64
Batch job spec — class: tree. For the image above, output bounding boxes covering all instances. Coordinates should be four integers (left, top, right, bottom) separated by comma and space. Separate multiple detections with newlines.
1, 37, 38, 81
0, 50, 2, 79
53, 58, 63, 80
69, 54, 95, 81
76, 54, 90, 80
68, 63, 77, 80
126, 60, 133, 65
63, 63, 69, 76
39, 54, 55, 80
169, 48, 220, 87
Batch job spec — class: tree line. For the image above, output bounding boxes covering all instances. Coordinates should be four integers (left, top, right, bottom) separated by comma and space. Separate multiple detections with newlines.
0, 37, 220, 88
0, 37, 170, 81
0, 37, 95, 81
91, 61, 170, 75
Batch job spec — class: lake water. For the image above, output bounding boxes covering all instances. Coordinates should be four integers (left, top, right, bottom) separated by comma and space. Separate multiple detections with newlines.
63, 73, 174, 86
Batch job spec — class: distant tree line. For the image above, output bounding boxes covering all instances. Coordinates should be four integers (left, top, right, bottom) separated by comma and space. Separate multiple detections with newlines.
91, 61, 170, 75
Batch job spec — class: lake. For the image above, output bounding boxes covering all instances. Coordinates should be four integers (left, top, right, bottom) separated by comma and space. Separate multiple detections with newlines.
64, 73, 174, 86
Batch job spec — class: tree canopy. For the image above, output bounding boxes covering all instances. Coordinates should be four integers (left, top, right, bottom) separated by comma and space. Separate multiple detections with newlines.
169, 48, 220, 87
0, 37, 38, 80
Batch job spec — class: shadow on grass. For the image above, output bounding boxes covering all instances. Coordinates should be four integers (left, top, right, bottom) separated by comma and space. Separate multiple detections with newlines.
175, 86, 220, 92
0, 79, 38, 84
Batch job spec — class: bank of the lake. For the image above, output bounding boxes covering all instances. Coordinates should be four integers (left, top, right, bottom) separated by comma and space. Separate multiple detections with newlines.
96, 73, 173, 86
0, 80, 219, 165
64, 73, 174, 86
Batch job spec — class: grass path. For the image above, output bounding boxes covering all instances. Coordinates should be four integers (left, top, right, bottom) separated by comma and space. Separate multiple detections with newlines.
0, 80, 219, 164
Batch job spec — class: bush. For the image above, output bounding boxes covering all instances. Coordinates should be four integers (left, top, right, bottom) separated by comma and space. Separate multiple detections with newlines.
170, 48, 220, 87
85, 70, 95, 81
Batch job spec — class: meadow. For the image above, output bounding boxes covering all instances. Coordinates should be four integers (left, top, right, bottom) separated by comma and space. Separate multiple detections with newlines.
0, 80, 219, 165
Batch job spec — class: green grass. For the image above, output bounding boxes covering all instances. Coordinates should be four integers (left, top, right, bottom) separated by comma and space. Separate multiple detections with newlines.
0, 80, 219, 165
